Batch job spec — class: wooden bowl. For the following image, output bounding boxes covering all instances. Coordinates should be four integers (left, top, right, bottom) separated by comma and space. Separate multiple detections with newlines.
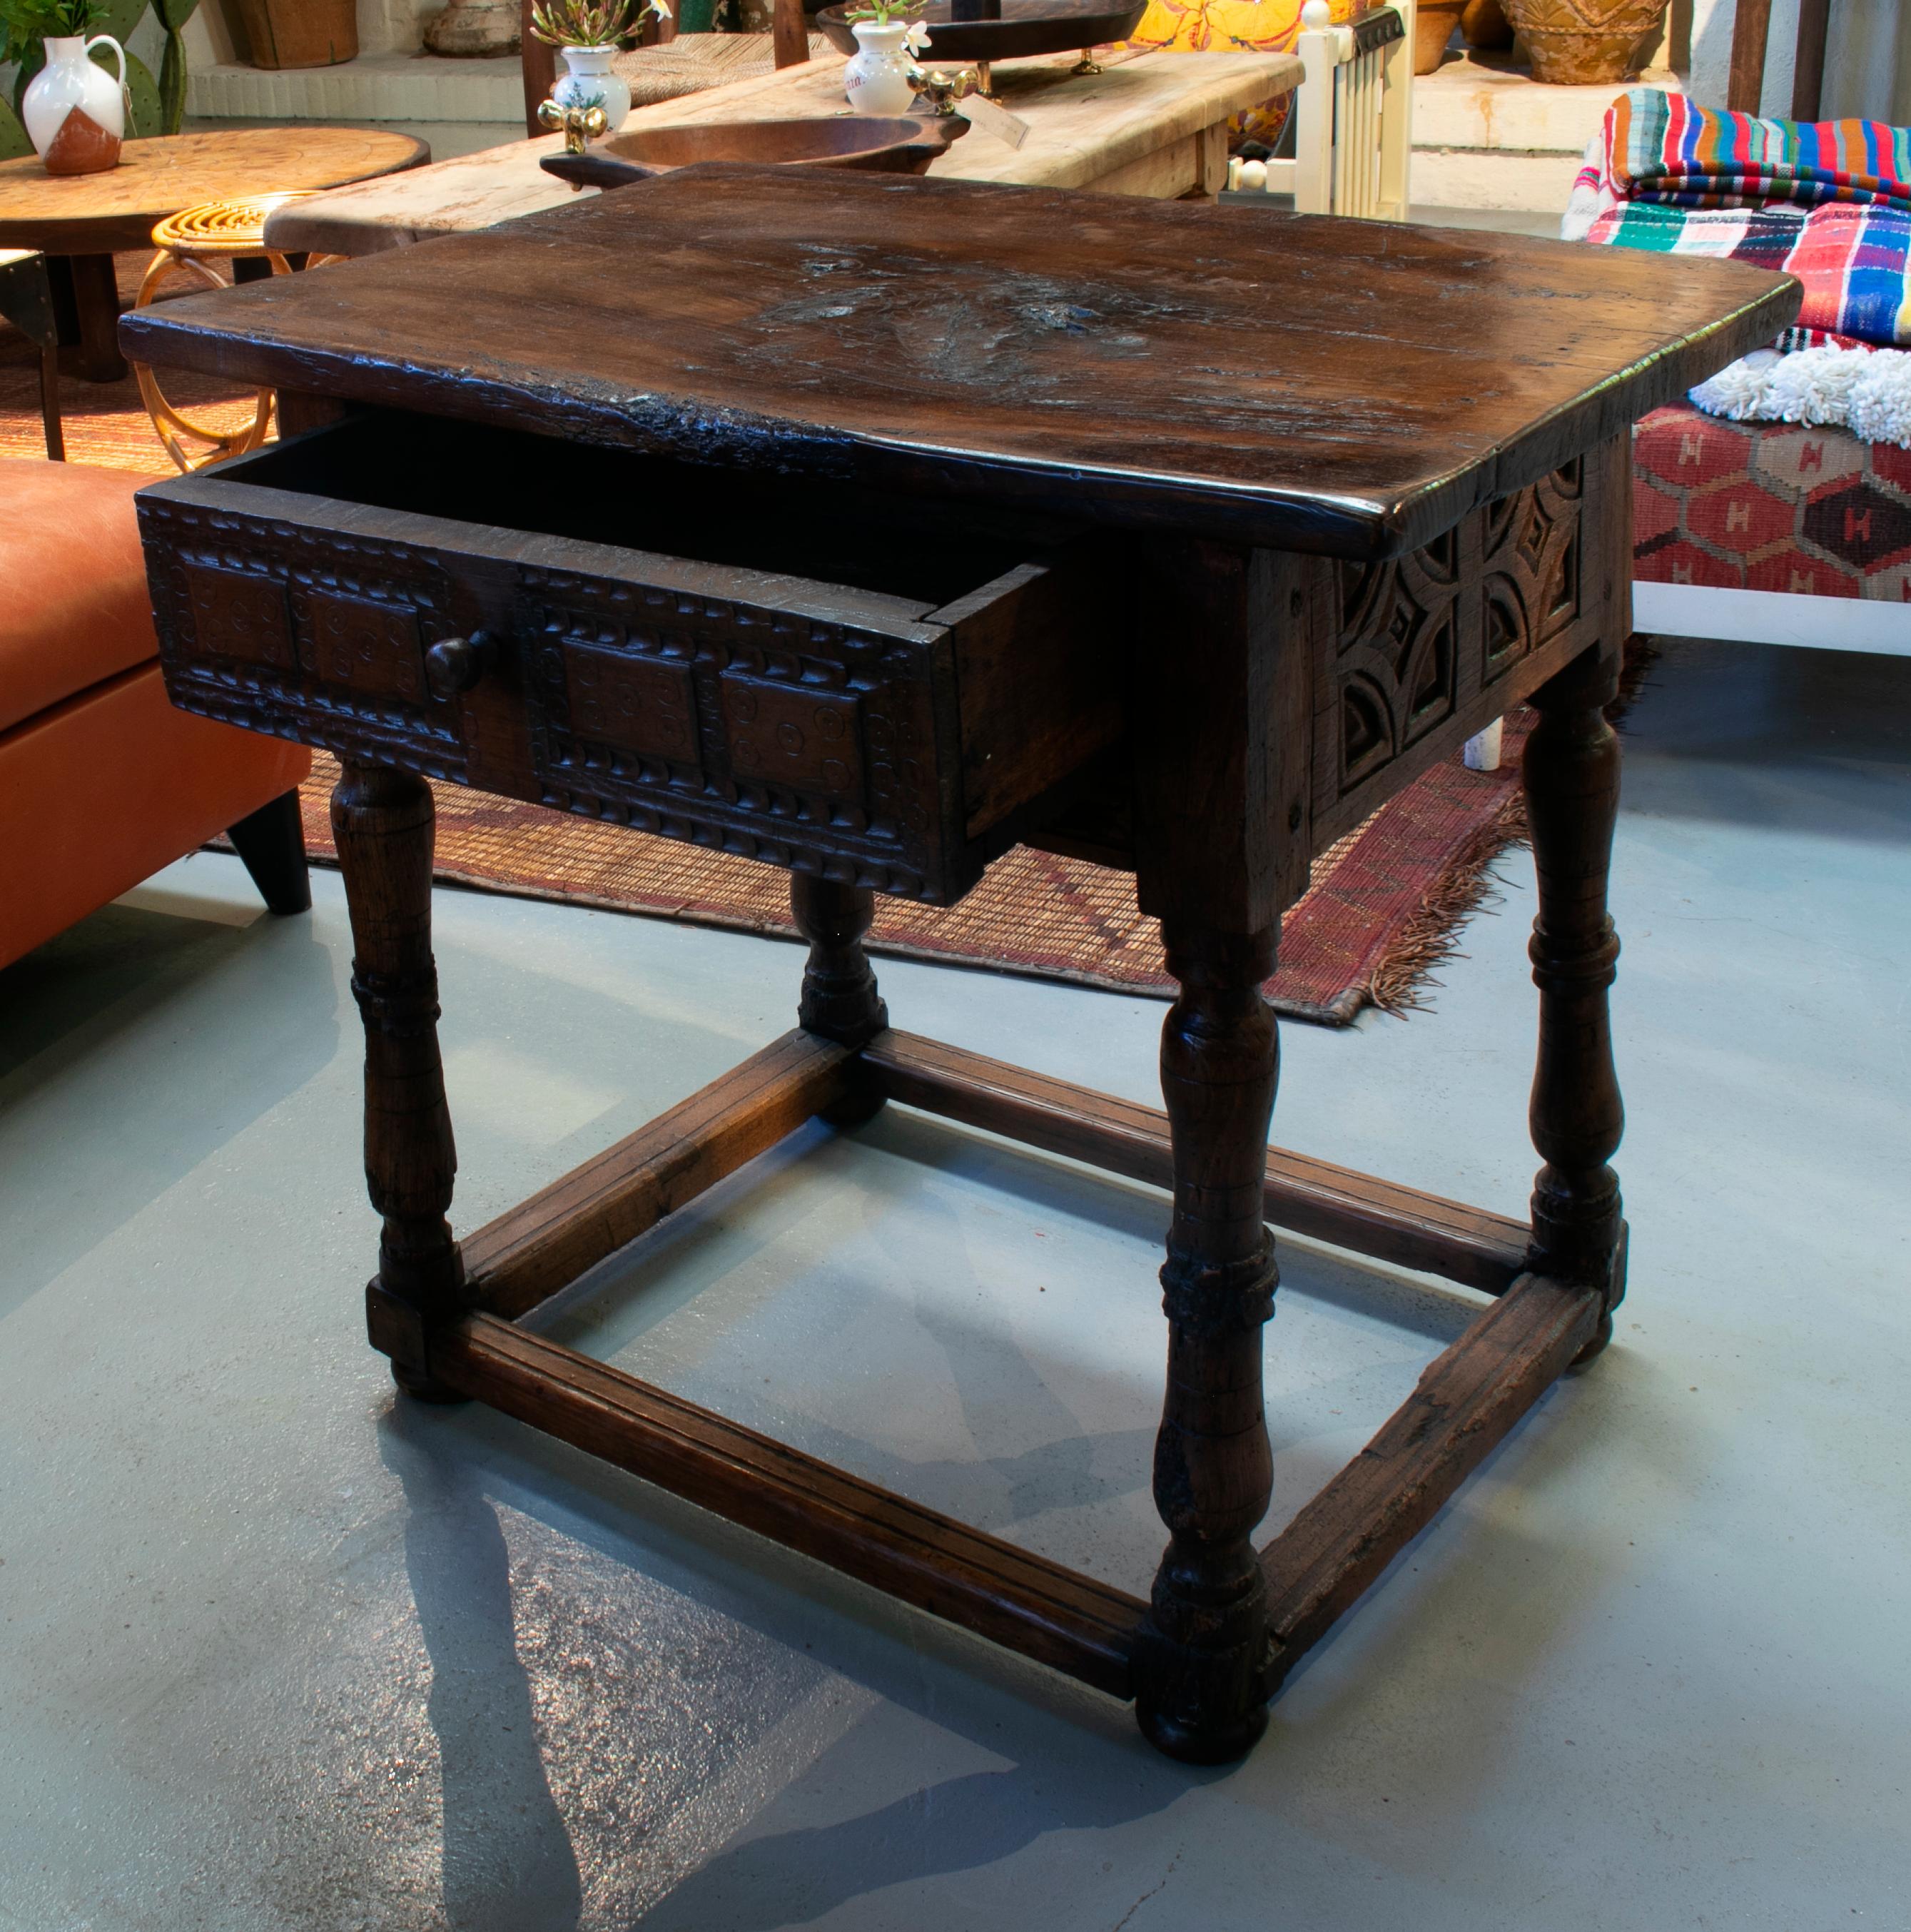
816, 0, 1149, 63
539, 115, 969, 191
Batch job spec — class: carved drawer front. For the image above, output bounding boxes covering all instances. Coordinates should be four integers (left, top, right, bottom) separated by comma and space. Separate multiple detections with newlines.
135, 413, 1116, 906
519, 565, 965, 901
137, 492, 476, 780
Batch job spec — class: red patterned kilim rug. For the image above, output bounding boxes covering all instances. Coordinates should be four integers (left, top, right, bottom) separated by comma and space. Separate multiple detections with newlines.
3, 256, 1540, 1025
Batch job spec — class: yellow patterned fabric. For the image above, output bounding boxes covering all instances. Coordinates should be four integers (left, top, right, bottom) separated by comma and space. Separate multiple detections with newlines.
1124, 0, 1359, 149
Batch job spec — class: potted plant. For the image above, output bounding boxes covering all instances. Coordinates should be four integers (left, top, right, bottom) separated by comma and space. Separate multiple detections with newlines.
4, 0, 196, 153
841, 0, 924, 115
1, 0, 128, 173
532, 0, 674, 133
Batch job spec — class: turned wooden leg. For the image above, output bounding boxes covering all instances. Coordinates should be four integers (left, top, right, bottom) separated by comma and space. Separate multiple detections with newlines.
1135, 922, 1279, 1764
1524, 644, 1628, 1363
791, 871, 889, 1126
331, 761, 470, 1403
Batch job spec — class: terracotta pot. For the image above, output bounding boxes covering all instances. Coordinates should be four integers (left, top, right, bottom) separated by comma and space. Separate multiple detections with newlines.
1413, 0, 1468, 74
229, 0, 358, 70
1461, 0, 1514, 49
1501, 0, 1664, 84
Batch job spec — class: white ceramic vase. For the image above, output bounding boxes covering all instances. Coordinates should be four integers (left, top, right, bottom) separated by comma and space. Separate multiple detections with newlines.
844, 21, 916, 116
22, 33, 128, 176
551, 44, 632, 133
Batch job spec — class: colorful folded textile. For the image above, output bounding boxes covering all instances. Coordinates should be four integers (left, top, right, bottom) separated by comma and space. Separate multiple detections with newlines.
1564, 88, 1911, 241
1585, 202, 1911, 348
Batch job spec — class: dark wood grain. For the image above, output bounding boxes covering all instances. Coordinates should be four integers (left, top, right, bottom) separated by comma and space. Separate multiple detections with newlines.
462, 1028, 858, 1319
1258, 1271, 1601, 1694
1131, 538, 1311, 932
136, 411, 1110, 908
519, 0, 556, 138
1523, 638, 1628, 1350
1728, 0, 1773, 113
122, 148, 1727, 1761
1790, 0, 1830, 119
814, 0, 1148, 61
773, 0, 811, 69
330, 759, 470, 1401
1133, 922, 1280, 1764
431, 1314, 1145, 1695
117, 166, 1798, 560
861, 1030, 1531, 1292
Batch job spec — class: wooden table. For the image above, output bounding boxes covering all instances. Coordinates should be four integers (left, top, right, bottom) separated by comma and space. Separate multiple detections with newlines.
263, 47, 1300, 258
0, 127, 427, 382
123, 168, 1795, 1764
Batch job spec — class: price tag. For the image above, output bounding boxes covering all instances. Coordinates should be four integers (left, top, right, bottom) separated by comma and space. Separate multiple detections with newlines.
961, 93, 1030, 149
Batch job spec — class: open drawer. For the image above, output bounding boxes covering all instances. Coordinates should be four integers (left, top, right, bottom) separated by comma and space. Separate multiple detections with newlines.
136, 411, 1122, 904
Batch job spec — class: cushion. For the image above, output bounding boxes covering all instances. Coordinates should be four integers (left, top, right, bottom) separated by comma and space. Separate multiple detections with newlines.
0, 460, 166, 738
1122, 0, 1357, 151
1634, 403, 1911, 600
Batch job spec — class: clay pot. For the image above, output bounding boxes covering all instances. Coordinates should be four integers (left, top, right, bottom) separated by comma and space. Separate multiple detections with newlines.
1460, 0, 1514, 49
422, 0, 521, 56
230, 0, 358, 70
1413, 0, 1468, 74
1501, 0, 1665, 84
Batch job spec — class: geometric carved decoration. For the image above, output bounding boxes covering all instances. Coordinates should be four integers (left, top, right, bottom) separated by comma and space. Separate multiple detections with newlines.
1334, 531, 1459, 792
1479, 457, 1582, 687
298, 585, 428, 703
560, 639, 699, 765
1330, 457, 1586, 801
181, 560, 296, 673
719, 671, 864, 804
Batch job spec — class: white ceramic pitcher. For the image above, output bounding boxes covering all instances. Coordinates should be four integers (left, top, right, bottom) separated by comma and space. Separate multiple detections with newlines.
23, 32, 128, 176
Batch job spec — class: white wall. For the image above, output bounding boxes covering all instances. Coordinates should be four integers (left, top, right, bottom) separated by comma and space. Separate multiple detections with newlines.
357, 0, 448, 56
1681, 0, 1909, 121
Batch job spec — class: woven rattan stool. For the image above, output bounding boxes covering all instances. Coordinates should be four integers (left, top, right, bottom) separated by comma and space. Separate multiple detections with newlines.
133, 193, 341, 472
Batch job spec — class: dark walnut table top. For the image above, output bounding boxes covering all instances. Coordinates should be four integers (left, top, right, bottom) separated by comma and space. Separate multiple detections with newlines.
118, 164, 1797, 558
0, 126, 428, 256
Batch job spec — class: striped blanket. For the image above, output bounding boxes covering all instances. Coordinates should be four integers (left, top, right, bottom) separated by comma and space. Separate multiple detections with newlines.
1569, 95, 1911, 444
1584, 202, 1911, 349
1564, 88, 1911, 241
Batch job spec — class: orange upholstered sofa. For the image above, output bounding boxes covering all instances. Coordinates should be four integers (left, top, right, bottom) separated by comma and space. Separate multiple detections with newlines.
0, 460, 313, 971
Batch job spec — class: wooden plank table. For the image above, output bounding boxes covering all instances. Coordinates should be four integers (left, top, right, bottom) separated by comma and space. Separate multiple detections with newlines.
0, 127, 426, 382
263, 46, 1300, 258
125, 167, 1796, 1765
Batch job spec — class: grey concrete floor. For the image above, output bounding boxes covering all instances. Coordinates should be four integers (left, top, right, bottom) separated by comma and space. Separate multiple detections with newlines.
1, 635, 1907, 1931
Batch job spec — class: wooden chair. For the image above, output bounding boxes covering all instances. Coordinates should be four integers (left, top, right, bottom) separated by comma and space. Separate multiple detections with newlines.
1225, 1, 1414, 218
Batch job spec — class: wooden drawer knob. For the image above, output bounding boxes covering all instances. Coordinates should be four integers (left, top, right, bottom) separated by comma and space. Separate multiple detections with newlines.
425, 630, 496, 699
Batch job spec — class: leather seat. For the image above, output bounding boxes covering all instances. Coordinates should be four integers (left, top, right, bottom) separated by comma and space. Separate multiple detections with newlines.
0, 459, 313, 969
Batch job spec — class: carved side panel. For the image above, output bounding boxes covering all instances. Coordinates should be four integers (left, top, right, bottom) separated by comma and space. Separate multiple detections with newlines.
1334, 527, 1461, 792
1479, 456, 1583, 690
1327, 456, 1588, 809
138, 497, 470, 779
521, 570, 958, 901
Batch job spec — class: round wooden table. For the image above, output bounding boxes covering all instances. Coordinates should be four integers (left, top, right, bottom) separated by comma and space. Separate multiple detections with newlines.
0, 126, 427, 382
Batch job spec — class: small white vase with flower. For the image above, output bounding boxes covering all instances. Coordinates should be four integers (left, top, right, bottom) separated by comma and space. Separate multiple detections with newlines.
531, 0, 674, 136
842, 0, 928, 116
